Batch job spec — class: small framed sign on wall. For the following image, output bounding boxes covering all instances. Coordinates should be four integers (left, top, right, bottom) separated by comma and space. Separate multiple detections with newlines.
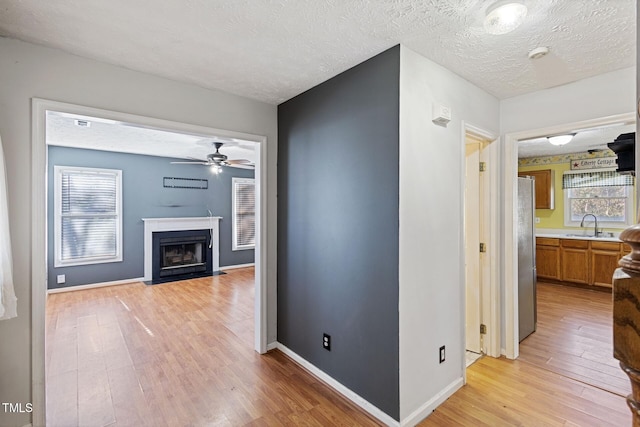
570, 157, 617, 170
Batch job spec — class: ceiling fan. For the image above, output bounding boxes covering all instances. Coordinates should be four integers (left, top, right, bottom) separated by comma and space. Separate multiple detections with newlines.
170, 142, 253, 173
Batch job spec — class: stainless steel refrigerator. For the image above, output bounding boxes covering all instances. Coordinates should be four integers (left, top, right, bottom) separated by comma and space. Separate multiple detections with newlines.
518, 177, 537, 342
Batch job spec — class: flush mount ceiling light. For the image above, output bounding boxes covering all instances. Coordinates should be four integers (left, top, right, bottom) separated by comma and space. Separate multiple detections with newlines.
484, 1, 528, 35
547, 133, 576, 146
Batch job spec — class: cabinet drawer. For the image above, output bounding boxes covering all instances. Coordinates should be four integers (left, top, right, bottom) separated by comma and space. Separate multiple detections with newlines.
622, 243, 632, 254
537, 237, 560, 247
561, 239, 589, 249
591, 241, 621, 251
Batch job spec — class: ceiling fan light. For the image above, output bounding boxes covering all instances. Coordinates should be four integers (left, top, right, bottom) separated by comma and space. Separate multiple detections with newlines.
484, 1, 527, 35
547, 134, 575, 146
211, 165, 222, 174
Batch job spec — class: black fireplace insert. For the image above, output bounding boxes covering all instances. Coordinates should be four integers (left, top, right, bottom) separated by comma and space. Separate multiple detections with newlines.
151, 229, 213, 283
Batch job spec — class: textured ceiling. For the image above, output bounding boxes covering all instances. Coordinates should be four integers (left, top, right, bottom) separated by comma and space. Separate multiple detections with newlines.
46, 111, 256, 164
0, 0, 635, 104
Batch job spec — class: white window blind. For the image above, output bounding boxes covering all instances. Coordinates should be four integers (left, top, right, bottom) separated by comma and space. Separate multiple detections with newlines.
55, 166, 123, 267
232, 178, 255, 251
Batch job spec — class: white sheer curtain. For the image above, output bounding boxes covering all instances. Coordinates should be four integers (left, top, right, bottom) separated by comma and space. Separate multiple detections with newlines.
0, 134, 16, 320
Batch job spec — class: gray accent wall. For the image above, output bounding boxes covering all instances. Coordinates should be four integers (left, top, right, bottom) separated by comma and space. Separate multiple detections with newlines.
277, 46, 400, 420
47, 146, 254, 289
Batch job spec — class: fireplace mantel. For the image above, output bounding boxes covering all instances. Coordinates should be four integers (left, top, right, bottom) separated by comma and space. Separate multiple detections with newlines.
142, 216, 221, 281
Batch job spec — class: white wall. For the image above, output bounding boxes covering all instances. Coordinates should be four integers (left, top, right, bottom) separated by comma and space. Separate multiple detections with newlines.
0, 37, 277, 427
398, 46, 500, 422
501, 67, 635, 134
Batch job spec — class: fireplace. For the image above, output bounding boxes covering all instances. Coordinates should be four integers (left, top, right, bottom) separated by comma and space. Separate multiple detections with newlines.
142, 216, 221, 282
151, 230, 213, 282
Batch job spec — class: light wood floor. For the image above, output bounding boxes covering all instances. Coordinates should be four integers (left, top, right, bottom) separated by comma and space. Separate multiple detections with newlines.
47, 271, 631, 426
424, 282, 631, 426
518, 282, 630, 397
46, 268, 381, 426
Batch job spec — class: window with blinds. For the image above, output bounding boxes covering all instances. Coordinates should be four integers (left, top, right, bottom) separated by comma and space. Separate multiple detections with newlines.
54, 166, 123, 267
562, 170, 635, 228
232, 178, 255, 251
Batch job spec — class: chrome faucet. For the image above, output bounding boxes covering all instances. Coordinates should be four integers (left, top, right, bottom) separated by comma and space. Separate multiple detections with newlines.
580, 213, 599, 237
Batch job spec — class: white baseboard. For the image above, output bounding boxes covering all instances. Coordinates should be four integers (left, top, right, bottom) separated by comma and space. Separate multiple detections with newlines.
266, 341, 278, 351
47, 277, 145, 294
400, 377, 463, 426
276, 343, 400, 426
220, 263, 255, 271
47, 265, 255, 293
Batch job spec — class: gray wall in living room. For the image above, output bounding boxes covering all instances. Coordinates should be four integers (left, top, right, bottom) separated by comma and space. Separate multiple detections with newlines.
47, 145, 254, 289
277, 46, 400, 420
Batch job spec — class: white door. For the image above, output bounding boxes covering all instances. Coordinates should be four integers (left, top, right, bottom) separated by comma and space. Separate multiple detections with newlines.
465, 135, 492, 354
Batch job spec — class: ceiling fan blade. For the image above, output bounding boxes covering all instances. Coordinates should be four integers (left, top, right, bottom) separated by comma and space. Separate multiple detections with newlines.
226, 163, 255, 169
226, 159, 251, 165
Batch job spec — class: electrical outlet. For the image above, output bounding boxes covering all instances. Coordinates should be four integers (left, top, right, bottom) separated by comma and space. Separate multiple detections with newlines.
535, 217, 541, 224
57, 274, 66, 284
323, 333, 331, 351
439, 345, 445, 363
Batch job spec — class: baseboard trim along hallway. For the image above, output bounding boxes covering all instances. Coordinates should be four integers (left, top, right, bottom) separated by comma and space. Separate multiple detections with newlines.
276, 343, 400, 426
276, 342, 464, 426
401, 377, 463, 426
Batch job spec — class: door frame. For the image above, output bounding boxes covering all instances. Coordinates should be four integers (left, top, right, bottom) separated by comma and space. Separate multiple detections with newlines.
461, 122, 500, 371
501, 112, 635, 359
30, 98, 270, 426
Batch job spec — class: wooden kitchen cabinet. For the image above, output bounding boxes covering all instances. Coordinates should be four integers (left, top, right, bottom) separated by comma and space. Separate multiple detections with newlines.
536, 237, 624, 289
590, 241, 622, 288
535, 238, 560, 280
560, 239, 590, 285
518, 169, 554, 209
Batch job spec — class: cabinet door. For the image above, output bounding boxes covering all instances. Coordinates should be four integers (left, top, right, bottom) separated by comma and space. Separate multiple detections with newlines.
536, 245, 560, 280
518, 169, 554, 209
590, 249, 619, 288
561, 246, 589, 284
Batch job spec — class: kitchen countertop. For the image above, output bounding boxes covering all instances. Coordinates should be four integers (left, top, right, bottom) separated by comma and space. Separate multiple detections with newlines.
536, 233, 622, 243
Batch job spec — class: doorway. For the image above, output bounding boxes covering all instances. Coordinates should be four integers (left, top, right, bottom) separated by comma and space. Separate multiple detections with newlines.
502, 112, 636, 359
31, 98, 269, 425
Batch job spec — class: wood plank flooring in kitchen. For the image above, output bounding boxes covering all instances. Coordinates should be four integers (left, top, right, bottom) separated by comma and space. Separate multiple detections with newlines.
518, 281, 631, 397
46, 270, 631, 426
